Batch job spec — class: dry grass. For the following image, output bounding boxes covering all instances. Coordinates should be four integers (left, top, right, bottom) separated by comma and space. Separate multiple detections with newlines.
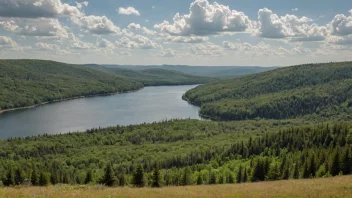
1, 176, 352, 198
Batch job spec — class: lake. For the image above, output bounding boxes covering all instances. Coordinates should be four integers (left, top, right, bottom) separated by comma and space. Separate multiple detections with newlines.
0, 85, 201, 139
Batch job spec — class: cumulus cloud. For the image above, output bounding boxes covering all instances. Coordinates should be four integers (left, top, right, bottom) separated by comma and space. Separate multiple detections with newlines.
68, 33, 94, 49
116, 35, 161, 49
72, 15, 120, 34
96, 38, 115, 48
142, 27, 157, 36
118, 7, 140, 16
0, 20, 19, 31
0, 0, 82, 18
127, 23, 141, 30
158, 48, 189, 57
330, 10, 352, 36
292, 8, 299, 12
76, 1, 88, 9
17, 18, 69, 38
154, 0, 254, 36
164, 35, 208, 43
257, 8, 328, 41
190, 43, 224, 56
0, 36, 17, 48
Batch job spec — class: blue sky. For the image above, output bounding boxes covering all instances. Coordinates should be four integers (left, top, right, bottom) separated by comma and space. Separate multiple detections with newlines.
0, 0, 351, 66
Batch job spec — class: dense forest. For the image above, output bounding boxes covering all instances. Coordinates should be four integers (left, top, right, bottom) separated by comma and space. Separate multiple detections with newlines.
105, 65, 277, 78
83, 65, 214, 86
184, 62, 352, 120
0, 119, 351, 187
0, 60, 143, 111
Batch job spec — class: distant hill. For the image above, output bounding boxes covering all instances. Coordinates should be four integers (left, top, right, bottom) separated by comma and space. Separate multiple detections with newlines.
184, 62, 352, 120
103, 64, 278, 78
0, 60, 143, 111
82, 64, 215, 86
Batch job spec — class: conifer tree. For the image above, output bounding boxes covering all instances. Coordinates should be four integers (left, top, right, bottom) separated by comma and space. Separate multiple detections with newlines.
228, 174, 235, 184
330, 151, 340, 176
293, 164, 300, 179
181, 167, 192, 186
102, 163, 115, 187
39, 172, 50, 186
14, 168, 25, 185
84, 170, 94, 184
236, 166, 242, 183
196, 174, 203, 185
3, 169, 14, 186
242, 168, 248, 182
31, 168, 39, 186
209, 172, 217, 184
132, 165, 145, 187
151, 165, 161, 187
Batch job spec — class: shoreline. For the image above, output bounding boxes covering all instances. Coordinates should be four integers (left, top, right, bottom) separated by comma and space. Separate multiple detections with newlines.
0, 91, 126, 114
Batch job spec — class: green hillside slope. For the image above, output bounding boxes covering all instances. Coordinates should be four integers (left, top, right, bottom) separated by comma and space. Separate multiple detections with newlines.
184, 62, 352, 120
0, 60, 143, 111
83, 65, 215, 86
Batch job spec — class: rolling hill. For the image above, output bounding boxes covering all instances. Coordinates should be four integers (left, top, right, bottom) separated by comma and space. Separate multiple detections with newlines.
103, 64, 278, 78
0, 60, 143, 111
82, 64, 215, 86
183, 62, 352, 120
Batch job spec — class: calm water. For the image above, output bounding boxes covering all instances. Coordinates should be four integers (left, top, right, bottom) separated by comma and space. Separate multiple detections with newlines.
0, 85, 201, 139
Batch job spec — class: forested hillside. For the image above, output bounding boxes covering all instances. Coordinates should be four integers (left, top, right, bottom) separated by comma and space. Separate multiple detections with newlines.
0, 119, 351, 187
184, 62, 352, 120
0, 60, 143, 111
104, 64, 277, 78
83, 65, 214, 86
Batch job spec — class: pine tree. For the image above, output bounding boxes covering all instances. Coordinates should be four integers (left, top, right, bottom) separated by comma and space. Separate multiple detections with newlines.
266, 163, 281, 181
84, 170, 93, 184
132, 165, 145, 187
14, 168, 25, 185
293, 164, 300, 179
151, 165, 161, 188
242, 168, 248, 183
50, 171, 58, 185
118, 174, 127, 186
39, 172, 50, 186
330, 151, 340, 176
196, 174, 203, 185
102, 163, 115, 187
31, 168, 39, 186
228, 174, 235, 184
236, 166, 242, 183
3, 168, 14, 186
303, 161, 310, 178
341, 148, 351, 175
181, 167, 192, 186
309, 155, 317, 177
209, 172, 217, 184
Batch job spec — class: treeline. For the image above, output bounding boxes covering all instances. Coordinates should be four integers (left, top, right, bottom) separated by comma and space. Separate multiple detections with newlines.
83, 65, 215, 86
183, 62, 352, 120
0, 60, 143, 111
1, 121, 351, 187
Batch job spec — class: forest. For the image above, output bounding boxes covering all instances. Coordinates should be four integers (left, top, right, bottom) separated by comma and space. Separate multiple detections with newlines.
184, 62, 352, 121
82, 65, 215, 86
0, 119, 351, 187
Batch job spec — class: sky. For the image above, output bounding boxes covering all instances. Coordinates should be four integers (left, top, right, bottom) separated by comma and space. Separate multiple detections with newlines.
0, 0, 351, 66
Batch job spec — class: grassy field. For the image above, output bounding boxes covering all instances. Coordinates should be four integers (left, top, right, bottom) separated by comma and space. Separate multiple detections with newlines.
1, 176, 351, 198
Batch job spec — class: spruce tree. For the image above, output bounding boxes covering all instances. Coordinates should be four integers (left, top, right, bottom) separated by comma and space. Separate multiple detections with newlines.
39, 172, 50, 186
14, 168, 25, 185
228, 174, 235, 184
132, 165, 145, 187
151, 165, 161, 188
236, 166, 242, 183
31, 168, 39, 186
84, 170, 94, 184
3, 169, 14, 186
196, 174, 203, 185
293, 164, 300, 179
330, 151, 340, 176
242, 168, 248, 183
181, 167, 192, 186
209, 172, 217, 184
102, 163, 115, 187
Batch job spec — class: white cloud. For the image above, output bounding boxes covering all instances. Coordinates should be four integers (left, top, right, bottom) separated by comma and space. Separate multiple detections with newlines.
76, 1, 89, 9
257, 8, 328, 41
292, 8, 299, 12
72, 15, 120, 35
118, 7, 140, 16
116, 35, 161, 49
0, 0, 82, 18
154, 0, 254, 36
96, 38, 115, 48
142, 27, 157, 36
158, 48, 189, 57
190, 43, 224, 56
127, 23, 141, 30
17, 18, 69, 38
330, 10, 352, 36
69, 33, 94, 49
164, 35, 208, 43
0, 36, 17, 48
0, 19, 19, 31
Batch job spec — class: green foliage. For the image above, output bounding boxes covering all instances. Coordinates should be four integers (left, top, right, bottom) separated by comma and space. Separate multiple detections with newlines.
39, 172, 50, 186
101, 163, 115, 187
184, 62, 352, 121
85, 65, 215, 86
151, 165, 161, 188
0, 59, 143, 111
132, 165, 145, 187
31, 168, 39, 186
14, 169, 25, 185
84, 170, 94, 184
